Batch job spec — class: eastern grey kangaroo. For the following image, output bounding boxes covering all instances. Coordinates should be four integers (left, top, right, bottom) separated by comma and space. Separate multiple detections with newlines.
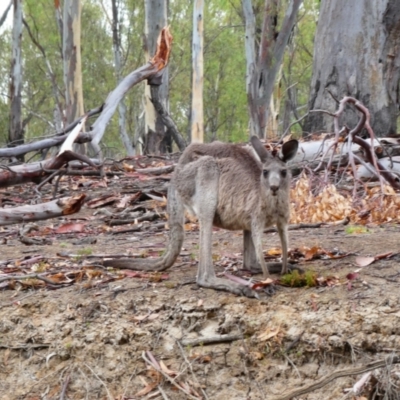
104, 136, 299, 297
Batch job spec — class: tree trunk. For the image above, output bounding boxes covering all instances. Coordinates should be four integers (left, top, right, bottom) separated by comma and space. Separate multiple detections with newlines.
242, 0, 303, 139
191, 0, 204, 143
242, 0, 257, 137
9, 0, 24, 152
144, 0, 168, 154
111, 0, 134, 157
304, 0, 400, 137
63, 0, 85, 152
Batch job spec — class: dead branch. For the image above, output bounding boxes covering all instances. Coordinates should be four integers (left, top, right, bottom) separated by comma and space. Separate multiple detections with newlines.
111, 225, 143, 234
0, 27, 172, 160
149, 81, 187, 151
19, 236, 52, 246
108, 212, 161, 226
0, 107, 102, 159
0, 122, 97, 188
264, 217, 349, 233
180, 333, 243, 347
0, 343, 50, 350
142, 351, 199, 400
311, 96, 400, 191
91, 27, 173, 150
57, 251, 142, 259
274, 355, 400, 400
0, 194, 85, 225
0, 273, 65, 285
136, 165, 175, 175
176, 340, 210, 400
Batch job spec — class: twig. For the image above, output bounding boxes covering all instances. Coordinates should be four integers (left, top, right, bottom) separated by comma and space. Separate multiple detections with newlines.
180, 333, 243, 347
59, 373, 71, 400
108, 212, 160, 226
176, 340, 210, 400
284, 330, 304, 353
0, 343, 50, 350
0, 273, 62, 285
84, 363, 113, 400
136, 165, 175, 175
309, 109, 336, 117
142, 351, 199, 400
264, 217, 349, 233
274, 355, 400, 400
111, 225, 143, 234
157, 385, 170, 400
283, 354, 301, 379
282, 112, 309, 140
37, 165, 64, 192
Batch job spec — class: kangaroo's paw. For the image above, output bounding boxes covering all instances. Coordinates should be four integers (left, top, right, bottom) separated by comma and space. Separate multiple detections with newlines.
197, 276, 260, 298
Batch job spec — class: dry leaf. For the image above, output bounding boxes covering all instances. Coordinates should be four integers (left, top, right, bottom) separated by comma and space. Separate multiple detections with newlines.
55, 222, 86, 234
355, 256, 375, 267
266, 248, 282, 256
122, 162, 135, 172
159, 360, 177, 376
257, 327, 280, 341
135, 377, 157, 397
304, 246, 320, 260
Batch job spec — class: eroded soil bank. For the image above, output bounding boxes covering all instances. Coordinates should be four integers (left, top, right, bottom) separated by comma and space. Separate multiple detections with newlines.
1, 214, 400, 399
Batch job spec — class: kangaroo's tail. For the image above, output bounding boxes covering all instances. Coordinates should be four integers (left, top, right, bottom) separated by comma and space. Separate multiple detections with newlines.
103, 182, 185, 271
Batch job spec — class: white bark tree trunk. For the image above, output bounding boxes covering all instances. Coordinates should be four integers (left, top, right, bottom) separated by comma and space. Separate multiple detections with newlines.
191, 0, 204, 143
63, 0, 85, 152
304, 0, 400, 137
111, 0, 134, 156
9, 0, 24, 150
242, 0, 302, 139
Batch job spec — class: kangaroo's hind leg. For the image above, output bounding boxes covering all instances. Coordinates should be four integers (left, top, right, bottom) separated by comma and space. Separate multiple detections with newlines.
191, 158, 257, 298
243, 230, 261, 272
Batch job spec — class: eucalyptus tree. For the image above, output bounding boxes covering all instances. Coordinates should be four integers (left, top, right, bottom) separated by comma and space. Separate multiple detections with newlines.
111, 0, 134, 156
242, 0, 303, 139
304, 0, 400, 136
191, 0, 204, 143
9, 0, 23, 149
143, 0, 168, 154
62, 0, 85, 152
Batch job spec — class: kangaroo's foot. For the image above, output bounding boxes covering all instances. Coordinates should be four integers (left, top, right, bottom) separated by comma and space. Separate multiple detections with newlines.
197, 276, 265, 298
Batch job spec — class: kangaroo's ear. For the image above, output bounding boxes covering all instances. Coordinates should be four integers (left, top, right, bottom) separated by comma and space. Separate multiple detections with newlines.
250, 136, 270, 163
280, 140, 299, 162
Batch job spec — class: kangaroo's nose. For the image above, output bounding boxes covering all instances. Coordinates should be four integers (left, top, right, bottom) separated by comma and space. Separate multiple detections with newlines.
270, 185, 279, 195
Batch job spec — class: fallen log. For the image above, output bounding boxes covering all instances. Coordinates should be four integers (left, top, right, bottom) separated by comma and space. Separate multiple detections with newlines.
0, 149, 98, 188
0, 194, 86, 225
0, 132, 94, 159
0, 121, 98, 189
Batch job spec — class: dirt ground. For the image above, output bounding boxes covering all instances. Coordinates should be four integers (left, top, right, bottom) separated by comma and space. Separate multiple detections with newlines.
1, 176, 400, 400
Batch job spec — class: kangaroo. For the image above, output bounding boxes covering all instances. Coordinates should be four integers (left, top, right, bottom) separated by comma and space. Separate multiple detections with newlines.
104, 136, 298, 297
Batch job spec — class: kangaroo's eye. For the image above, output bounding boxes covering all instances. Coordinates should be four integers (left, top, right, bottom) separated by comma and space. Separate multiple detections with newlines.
263, 169, 269, 177
281, 170, 287, 178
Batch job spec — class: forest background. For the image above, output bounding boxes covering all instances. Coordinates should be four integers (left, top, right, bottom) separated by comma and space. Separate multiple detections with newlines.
0, 0, 399, 159
0, 0, 318, 157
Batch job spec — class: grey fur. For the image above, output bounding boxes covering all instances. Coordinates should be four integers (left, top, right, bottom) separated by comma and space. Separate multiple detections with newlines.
104, 136, 299, 297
